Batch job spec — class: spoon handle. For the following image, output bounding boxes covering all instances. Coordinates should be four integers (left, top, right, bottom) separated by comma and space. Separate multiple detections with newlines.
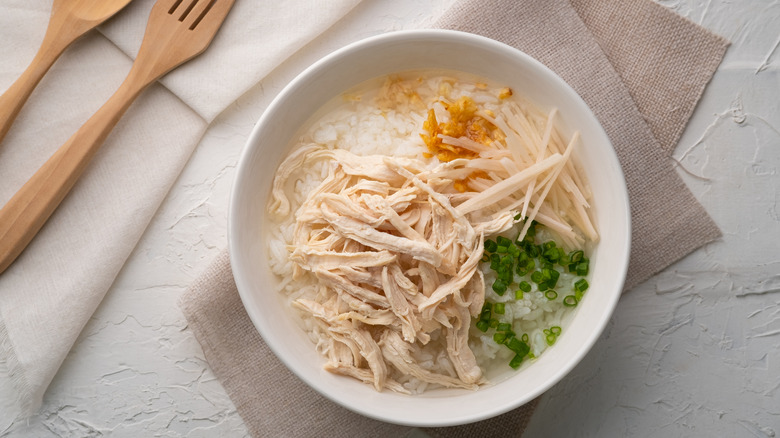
0, 75, 146, 274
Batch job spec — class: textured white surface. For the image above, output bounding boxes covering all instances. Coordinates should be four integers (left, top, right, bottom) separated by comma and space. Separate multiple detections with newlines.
2, 0, 778, 436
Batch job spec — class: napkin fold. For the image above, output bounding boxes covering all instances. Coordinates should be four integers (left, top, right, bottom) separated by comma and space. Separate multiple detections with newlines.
179, 0, 728, 436
97, 0, 363, 122
0, 0, 361, 423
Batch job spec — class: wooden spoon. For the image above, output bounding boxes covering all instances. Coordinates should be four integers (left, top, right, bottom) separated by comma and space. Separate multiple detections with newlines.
0, 0, 134, 144
0, 0, 236, 274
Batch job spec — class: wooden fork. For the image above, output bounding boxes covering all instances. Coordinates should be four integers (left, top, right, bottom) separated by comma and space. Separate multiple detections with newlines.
0, 0, 235, 274
0, 0, 134, 144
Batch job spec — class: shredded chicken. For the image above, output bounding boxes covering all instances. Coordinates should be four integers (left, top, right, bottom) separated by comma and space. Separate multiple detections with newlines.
268, 76, 596, 393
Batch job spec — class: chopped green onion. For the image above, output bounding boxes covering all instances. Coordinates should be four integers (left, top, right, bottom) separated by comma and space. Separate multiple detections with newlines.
517, 252, 529, 263
489, 253, 500, 270
507, 337, 530, 356
574, 278, 589, 293
480, 303, 491, 321
500, 254, 513, 267
563, 295, 578, 307
538, 267, 560, 290
514, 212, 523, 221
508, 353, 524, 369
492, 279, 507, 295
479, 223, 590, 368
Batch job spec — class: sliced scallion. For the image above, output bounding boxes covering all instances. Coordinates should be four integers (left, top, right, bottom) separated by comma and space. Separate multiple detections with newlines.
563, 295, 578, 307
480, 303, 491, 321
574, 278, 589, 293
509, 353, 524, 369
492, 278, 507, 295
507, 337, 530, 357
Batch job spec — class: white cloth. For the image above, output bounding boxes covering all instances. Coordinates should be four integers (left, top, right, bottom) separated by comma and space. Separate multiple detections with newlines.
0, 0, 360, 423
99, 0, 364, 122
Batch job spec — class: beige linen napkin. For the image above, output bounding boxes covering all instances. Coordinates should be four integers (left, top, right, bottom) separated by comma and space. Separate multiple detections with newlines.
178, 0, 728, 436
0, 0, 360, 423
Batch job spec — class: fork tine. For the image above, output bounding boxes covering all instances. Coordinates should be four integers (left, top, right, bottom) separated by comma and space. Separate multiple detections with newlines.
175, 0, 199, 20
166, 0, 184, 14
188, 0, 235, 31
184, 0, 216, 29
153, 0, 181, 15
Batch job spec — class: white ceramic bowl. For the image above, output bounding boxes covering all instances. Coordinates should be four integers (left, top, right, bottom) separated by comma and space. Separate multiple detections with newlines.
229, 30, 631, 427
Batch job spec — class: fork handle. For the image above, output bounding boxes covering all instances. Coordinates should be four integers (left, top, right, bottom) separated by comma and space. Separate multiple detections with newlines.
0, 76, 146, 274
0, 23, 78, 144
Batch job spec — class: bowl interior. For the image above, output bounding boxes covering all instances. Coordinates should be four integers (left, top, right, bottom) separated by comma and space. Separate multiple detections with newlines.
229, 30, 630, 427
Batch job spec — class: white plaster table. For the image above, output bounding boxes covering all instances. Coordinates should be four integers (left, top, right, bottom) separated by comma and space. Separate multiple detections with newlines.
4, 0, 779, 436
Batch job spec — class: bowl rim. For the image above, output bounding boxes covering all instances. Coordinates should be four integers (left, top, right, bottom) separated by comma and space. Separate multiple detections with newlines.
229, 28, 631, 427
